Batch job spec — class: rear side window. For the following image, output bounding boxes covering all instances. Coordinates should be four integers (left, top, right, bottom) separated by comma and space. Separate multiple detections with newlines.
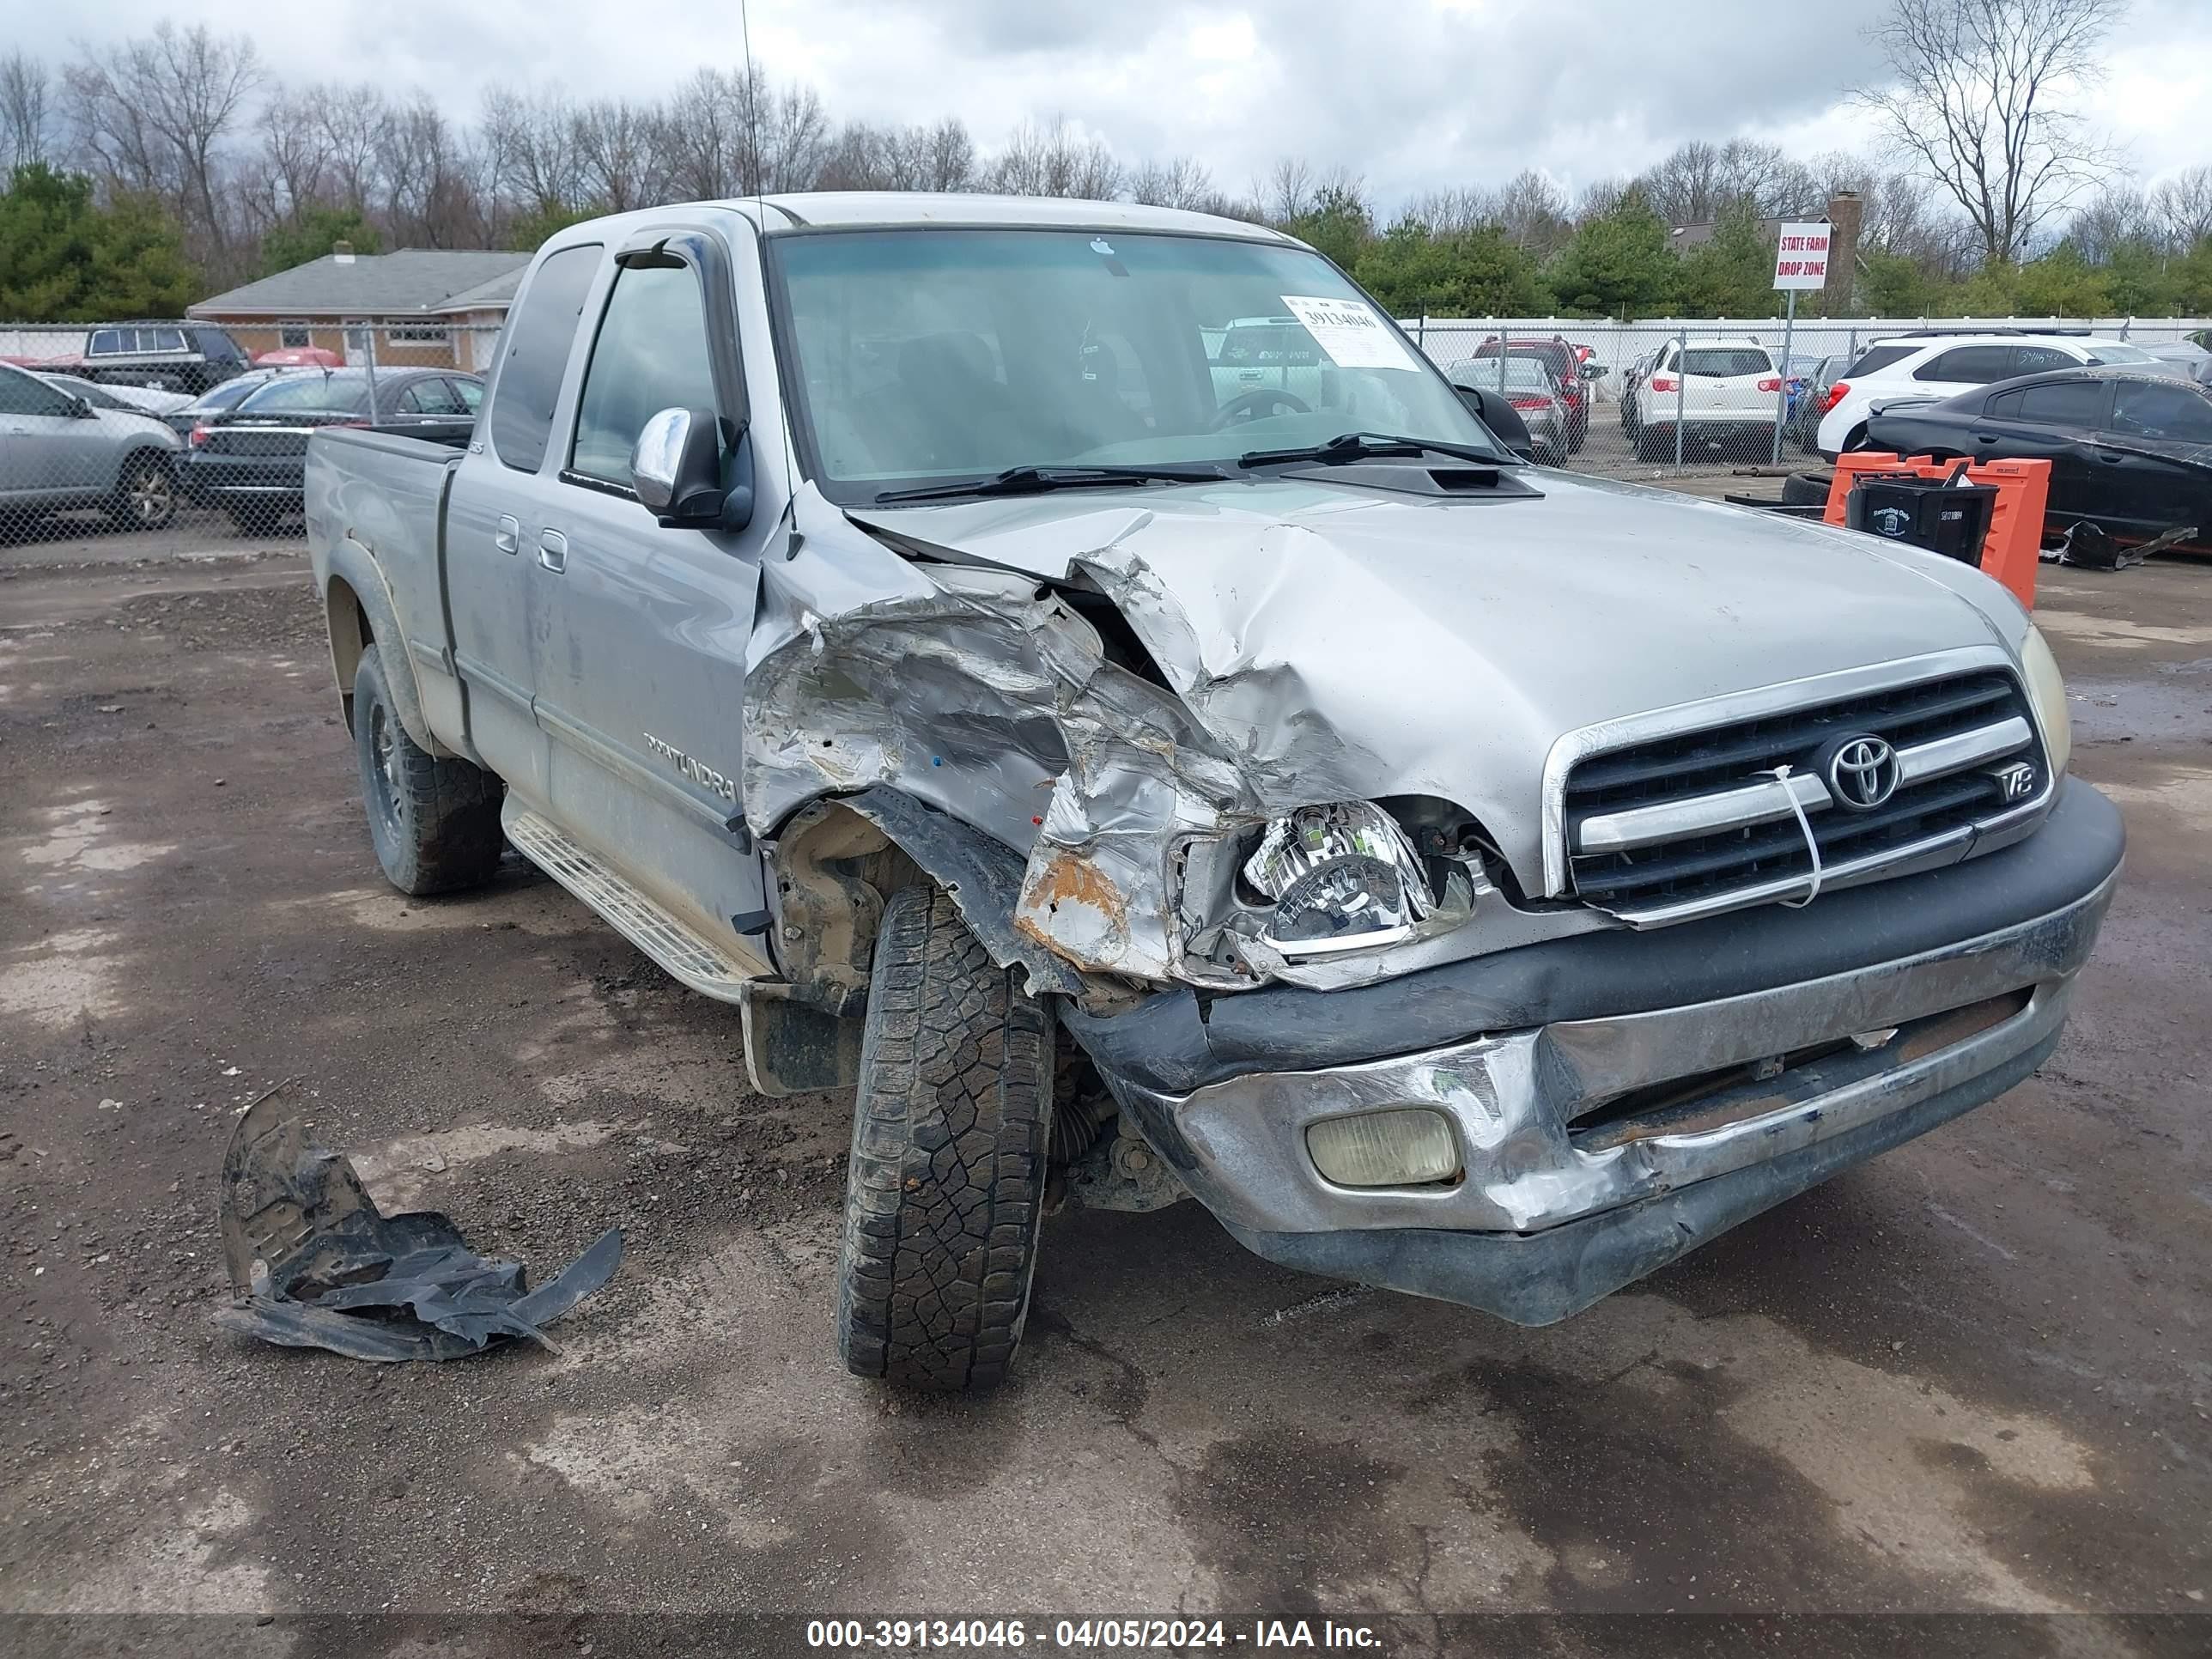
2003, 380, 2106, 427
88, 330, 121, 357
1844, 344, 1915, 379
1917, 346, 2014, 384
2011, 345, 2075, 374
1681, 348, 1771, 377
569, 259, 720, 485
2110, 382, 2212, 442
490, 243, 603, 473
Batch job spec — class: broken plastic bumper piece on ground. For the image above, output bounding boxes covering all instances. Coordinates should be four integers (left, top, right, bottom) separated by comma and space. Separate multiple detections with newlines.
213, 1092, 622, 1362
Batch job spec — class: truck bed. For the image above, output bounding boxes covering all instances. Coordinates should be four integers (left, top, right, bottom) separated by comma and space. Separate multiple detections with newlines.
304, 424, 466, 707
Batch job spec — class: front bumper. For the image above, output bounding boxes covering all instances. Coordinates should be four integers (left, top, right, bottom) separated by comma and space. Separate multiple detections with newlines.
1079, 779, 2122, 1324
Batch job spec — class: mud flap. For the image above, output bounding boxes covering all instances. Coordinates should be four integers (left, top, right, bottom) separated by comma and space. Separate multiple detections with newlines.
214, 1092, 623, 1362
738, 980, 863, 1097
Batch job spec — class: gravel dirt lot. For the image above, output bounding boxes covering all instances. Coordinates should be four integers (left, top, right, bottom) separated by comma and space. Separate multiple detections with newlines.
1, 523, 2208, 1653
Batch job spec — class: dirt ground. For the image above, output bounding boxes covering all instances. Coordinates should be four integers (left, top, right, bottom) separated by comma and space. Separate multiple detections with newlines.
1, 526, 2208, 1652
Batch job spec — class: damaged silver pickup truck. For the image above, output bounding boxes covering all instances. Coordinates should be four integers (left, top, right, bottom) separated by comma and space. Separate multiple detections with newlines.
305, 194, 2121, 1392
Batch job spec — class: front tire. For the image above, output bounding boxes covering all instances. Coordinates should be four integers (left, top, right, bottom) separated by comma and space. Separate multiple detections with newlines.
836, 884, 1051, 1393
108, 452, 176, 531
352, 645, 505, 895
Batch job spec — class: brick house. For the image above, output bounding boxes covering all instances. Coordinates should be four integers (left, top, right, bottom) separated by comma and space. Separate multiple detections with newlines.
186, 246, 530, 371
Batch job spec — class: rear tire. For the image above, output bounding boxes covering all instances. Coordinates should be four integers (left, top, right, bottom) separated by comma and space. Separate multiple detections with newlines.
836, 884, 1051, 1393
352, 645, 505, 896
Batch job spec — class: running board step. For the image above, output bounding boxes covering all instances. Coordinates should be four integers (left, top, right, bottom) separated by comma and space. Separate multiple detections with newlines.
503, 805, 764, 1001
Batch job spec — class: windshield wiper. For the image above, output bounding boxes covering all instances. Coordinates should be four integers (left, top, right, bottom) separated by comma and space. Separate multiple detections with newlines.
1237, 432, 1505, 470
873, 463, 1228, 504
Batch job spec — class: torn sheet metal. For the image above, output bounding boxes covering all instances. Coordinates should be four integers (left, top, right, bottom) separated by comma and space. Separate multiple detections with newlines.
215, 1095, 621, 1362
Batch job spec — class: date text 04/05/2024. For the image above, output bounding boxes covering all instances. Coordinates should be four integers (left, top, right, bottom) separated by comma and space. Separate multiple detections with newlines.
804, 1619, 1383, 1650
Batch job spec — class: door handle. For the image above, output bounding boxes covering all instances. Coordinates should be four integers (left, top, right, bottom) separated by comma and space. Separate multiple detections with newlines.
2094, 449, 2124, 465
1972, 433, 1996, 443
495, 514, 519, 554
538, 528, 567, 573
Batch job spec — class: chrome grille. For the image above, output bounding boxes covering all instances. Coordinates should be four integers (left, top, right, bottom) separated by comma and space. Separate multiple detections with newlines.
1564, 669, 2045, 925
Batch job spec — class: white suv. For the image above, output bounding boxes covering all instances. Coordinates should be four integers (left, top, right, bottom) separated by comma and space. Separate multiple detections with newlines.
1814, 333, 2160, 459
1626, 337, 1784, 462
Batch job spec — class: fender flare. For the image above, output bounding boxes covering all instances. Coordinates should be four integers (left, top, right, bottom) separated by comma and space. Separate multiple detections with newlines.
320, 538, 452, 757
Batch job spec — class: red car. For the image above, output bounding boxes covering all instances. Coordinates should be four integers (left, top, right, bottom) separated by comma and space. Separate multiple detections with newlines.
1462, 336, 1590, 453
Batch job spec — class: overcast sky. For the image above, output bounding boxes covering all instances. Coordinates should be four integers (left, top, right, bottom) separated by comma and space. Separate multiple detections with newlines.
21, 0, 2211, 211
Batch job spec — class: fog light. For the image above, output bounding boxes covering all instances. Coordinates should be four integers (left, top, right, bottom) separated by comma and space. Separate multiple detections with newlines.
1306, 1109, 1461, 1188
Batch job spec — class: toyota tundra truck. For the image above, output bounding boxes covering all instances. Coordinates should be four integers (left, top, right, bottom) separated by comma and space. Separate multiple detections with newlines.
302, 193, 2119, 1392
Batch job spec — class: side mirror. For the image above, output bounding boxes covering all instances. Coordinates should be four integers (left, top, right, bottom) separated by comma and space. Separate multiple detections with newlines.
1454, 385, 1536, 463
630, 406, 753, 532
1578, 361, 1606, 380
70, 396, 97, 419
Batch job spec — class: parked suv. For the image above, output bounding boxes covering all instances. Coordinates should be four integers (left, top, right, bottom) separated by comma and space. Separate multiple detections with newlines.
1814, 334, 2154, 459
1458, 335, 1590, 451
296, 194, 2116, 1394
1627, 337, 1784, 462
0, 361, 181, 538
81, 323, 248, 396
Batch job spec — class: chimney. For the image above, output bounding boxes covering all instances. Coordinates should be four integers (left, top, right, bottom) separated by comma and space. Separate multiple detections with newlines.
1820, 191, 1863, 317
333, 240, 356, 265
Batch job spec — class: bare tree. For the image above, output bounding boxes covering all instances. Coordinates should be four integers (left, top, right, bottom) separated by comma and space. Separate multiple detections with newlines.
1853, 0, 2123, 264
664, 69, 747, 201
1262, 157, 1314, 222
988, 118, 1122, 200
254, 87, 335, 223
316, 82, 388, 210
2150, 166, 2212, 248
2066, 185, 2160, 260
1, 49, 50, 173
63, 23, 264, 272
1492, 168, 1571, 254
573, 96, 672, 212
916, 118, 975, 192
1129, 154, 1213, 210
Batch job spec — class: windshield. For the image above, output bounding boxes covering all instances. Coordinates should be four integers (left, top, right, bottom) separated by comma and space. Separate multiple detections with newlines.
769, 227, 1500, 501
1453, 359, 1556, 393
236, 374, 370, 416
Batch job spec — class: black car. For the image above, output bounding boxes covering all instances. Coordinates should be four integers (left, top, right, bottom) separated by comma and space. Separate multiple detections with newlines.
185, 368, 483, 532
1865, 368, 2212, 553
80, 323, 248, 395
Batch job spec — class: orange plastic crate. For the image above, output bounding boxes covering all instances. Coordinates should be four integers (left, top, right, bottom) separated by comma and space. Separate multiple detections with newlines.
1825, 453, 2047, 610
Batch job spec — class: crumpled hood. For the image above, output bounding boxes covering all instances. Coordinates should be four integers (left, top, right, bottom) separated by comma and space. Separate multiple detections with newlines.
847, 469, 2019, 890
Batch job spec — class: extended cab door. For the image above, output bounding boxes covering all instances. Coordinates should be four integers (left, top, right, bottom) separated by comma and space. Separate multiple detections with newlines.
442, 240, 605, 803
523, 225, 772, 965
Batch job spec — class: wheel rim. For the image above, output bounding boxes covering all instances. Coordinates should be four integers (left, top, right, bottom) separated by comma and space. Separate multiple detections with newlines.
370, 703, 403, 822
128, 466, 172, 524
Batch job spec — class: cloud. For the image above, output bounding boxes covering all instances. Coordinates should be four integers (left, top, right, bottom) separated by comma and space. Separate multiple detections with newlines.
12, 0, 2204, 209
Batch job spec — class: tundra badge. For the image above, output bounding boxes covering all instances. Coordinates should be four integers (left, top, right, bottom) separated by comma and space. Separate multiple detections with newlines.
644, 733, 737, 802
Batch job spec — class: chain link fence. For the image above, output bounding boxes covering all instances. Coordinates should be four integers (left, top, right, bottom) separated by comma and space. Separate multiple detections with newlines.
3, 312, 2209, 559
1412, 315, 2212, 482
0, 319, 503, 559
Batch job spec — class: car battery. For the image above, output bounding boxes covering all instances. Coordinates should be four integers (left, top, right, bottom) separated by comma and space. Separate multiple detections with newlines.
1844, 466, 1999, 564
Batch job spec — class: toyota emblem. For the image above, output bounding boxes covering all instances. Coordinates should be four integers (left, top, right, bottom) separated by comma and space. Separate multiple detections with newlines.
1826, 735, 1899, 811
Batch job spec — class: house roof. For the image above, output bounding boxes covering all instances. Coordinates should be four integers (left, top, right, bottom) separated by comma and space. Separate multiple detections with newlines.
433, 267, 529, 314
188, 249, 532, 319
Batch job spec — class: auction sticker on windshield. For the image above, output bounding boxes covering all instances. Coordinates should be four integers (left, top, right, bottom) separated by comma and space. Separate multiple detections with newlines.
1279, 295, 1422, 372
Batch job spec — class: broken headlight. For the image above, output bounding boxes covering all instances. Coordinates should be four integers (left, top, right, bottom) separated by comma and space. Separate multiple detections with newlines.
1240, 801, 1435, 957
